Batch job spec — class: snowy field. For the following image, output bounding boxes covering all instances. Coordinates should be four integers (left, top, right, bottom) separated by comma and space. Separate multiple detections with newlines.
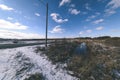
0, 45, 78, 80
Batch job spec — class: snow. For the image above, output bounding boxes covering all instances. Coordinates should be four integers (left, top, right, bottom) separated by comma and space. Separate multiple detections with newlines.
0, 45, 78, 80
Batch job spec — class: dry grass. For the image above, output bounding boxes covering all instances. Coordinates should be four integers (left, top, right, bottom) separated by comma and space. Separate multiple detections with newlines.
36, 38, 120, 80
24, 73, 45, 80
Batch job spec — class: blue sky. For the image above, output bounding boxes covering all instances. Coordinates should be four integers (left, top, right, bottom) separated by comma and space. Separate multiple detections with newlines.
0, 0, 120, 39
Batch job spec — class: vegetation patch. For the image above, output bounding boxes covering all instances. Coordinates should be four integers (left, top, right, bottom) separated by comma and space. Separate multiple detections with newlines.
40, 40, 80, 64
24, 73, 45, 80
36, 38, 120, 80
104, 38, 120, 47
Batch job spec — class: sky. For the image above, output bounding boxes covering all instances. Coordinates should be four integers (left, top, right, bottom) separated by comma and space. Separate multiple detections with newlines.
0, 0, 120, 39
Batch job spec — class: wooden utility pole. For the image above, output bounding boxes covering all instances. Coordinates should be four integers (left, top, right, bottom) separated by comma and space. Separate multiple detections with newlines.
45, 3, 48, 47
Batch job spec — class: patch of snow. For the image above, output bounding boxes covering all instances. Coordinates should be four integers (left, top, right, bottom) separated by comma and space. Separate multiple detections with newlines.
113, 70, 120, 77
0, 45, 78, 80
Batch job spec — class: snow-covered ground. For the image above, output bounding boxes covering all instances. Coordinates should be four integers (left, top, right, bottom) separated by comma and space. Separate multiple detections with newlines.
0, 45, 78, 80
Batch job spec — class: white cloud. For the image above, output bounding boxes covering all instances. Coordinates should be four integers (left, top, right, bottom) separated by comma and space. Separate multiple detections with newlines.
59, 0, 71, 7
85, 3, 92, 10
79, 29, 92, 35
7, 17, 13, 20
107, 0, 120, 9
86, 15, 96, 21
14, 10, 22, 14
95, 12, 101, 15
97, 0, 107, 2
49, 25, 64, 33
85, 12, 100, 22
69, 8, 80, 15
105, 9, 116, 15
50, 13, 68, 23
70, 4, 75, 7
89, 15, 96, 19
0, 19, 28, 30
79, 31, 84, 35
105, 0, 120, 15
0, 4, 14, 11
85, 18, 91, 22
35, 13, 40, 16
24, 16, 31, 20
111, 29, 120, 32
96, 26, 104, 30
0, 29, 44, 39
86, 30, 92, 33
92, 19, 104, 24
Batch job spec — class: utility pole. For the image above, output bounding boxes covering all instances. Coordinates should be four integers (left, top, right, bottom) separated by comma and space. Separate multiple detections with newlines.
45, 3, 48, 47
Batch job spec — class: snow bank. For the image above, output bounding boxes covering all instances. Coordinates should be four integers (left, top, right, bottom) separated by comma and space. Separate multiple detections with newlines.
0, 46, 78, 80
